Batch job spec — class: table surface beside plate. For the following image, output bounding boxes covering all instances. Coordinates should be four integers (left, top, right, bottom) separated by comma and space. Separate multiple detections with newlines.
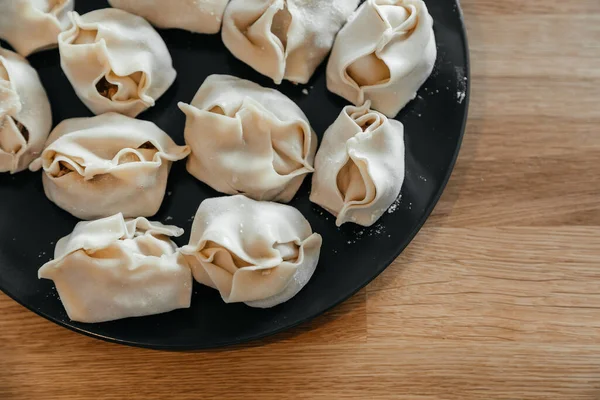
1, 0, 600, 399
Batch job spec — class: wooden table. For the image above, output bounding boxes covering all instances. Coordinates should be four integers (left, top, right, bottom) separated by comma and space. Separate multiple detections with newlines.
2, 1, 599, 398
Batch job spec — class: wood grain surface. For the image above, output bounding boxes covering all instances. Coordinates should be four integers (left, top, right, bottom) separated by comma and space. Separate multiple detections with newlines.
2, 0, 600, 398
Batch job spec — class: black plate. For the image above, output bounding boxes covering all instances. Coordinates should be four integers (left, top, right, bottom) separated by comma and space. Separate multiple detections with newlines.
0, 0, 469, 350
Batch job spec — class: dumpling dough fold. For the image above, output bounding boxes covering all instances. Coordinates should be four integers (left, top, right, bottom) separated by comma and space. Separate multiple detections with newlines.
58, 9, 177, 117
327, 0, 437, 117
0, 0, 74, 56
108, 0, 229, 34
39, 214, 192, 323
30, 113, 190, 220
179, 74, 317, 203
310, 102, 405, 227
222, 0, 360, 84
180, 195, 323, 308
0, 48, 52, 174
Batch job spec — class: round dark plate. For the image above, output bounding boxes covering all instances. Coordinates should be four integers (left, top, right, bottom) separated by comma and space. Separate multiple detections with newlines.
0, 0, 469, 350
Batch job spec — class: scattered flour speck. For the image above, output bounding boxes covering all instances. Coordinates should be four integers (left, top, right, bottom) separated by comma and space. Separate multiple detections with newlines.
369, 223, 386, 237
387, 195, 402, 214
455, 66, 467, 104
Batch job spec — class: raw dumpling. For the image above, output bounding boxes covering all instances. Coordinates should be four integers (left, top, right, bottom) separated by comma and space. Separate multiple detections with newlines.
58, 9, 177, 117
327, 0, 437, 117
108, 0, 229, 34
222, 0, 360, 84
179, 74, 317, 203
29, 113, 190, 220
0, 0, 74, 57
39, 213, 192, 323
310, 102, 405, 227
0, 48, 52, 174
180, 195, 322, 308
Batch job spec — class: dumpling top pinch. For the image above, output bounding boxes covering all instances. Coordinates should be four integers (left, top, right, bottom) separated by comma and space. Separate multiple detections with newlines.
38, 213, 192, 323
58, 8, 177, 118
179, 74, 318, 203
327, 0, 437, 118
222, 0, 360, 84
180, 195, 323, 308
30, 113, 190, 220
0, 0, 75, 57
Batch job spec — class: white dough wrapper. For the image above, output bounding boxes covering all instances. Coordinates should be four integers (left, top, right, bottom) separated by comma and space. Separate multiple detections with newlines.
0, 48, 52, 174
310, 102, 405, 227
327, 0, 437, 117
222, 0, 360, 84
108, 0, 229, 34
39, 214, 192, 323
180, 195, 323, 308
29, 113, 190, 220
58, 9, 177, 117
179, 74, 317, 203
0, 0, 74, 57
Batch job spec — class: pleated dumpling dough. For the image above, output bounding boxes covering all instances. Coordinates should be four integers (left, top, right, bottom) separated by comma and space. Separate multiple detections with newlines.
179, 74, 317, 203
327, 0, 437, 117
108, 0, 229, 34
58, 9, 177, 117
39, 214, 192, 323
0, 0, 74, 57
222, 0, 360, 84
180, 195, 322, 308
0, 48, 52, 174
310, 102, 405, 227
30, 113, 190, 220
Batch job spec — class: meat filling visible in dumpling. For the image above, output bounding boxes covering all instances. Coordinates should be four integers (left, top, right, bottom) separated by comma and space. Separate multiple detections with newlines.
95, 77, 119, 100
58, 9, 177, 117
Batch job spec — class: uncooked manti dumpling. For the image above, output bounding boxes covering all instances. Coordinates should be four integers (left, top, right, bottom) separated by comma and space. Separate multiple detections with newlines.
179, 74, 317, 203
180, 195, 322, 308
0, 0, 74, 57
222, 0, 360, 84
0, 48, 52, 174
108, 0, 229, 34
30, 113, 190, 220
310, 102, 405, 227
58, 9, 177, 117
39, 214, 192, 323
327, 0, 437, 117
